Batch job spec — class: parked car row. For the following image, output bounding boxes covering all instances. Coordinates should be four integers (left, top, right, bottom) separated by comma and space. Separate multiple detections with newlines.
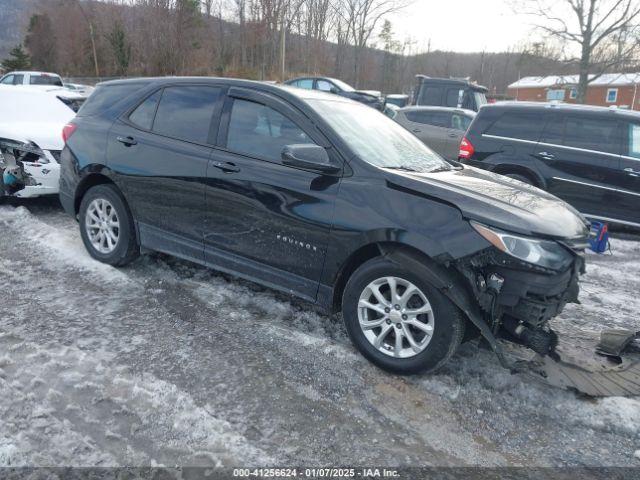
52, 77, 592, 377
2, 72, 637, 379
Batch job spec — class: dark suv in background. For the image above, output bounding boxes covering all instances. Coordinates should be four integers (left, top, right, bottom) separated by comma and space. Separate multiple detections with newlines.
459, 102, 640, 228
413, 76, 488, 111
60, 78, 589, 375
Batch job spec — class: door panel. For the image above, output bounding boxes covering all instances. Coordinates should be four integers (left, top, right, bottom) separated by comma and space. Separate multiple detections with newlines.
108, 123, 211, 261
606, 121, 640, 225
539, 114, 622, 219
204, 90, 340, 300
106, 85, 223, 263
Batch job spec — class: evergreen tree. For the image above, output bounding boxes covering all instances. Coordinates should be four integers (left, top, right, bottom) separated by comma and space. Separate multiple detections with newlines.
2, 45, 31, 71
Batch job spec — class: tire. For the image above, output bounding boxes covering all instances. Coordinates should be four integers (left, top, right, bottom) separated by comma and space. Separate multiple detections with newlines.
79, 184, 139, 266
342, 256, 465, 375
504, 173, 535, 186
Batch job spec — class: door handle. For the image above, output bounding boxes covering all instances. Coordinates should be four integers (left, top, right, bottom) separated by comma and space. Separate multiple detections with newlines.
536, 151, 555, 160
624, 167, 640, 176
448, 132, 458, 138
412, 129, 421, 133
116, 135, 137, 146
212, 161, 240, 173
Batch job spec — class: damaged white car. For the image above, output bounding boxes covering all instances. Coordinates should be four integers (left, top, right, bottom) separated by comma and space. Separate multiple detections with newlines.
0, 85, 75, 198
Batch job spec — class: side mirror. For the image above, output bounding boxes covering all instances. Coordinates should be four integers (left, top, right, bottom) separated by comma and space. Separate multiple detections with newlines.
329, 87, 339, 94
281, 144, 340, 173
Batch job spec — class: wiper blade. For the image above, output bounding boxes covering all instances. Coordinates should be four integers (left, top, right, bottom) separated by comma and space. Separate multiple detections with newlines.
384, 166, 419, 172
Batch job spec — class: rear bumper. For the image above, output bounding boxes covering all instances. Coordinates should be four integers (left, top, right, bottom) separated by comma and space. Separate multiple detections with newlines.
59, 190, 75, 217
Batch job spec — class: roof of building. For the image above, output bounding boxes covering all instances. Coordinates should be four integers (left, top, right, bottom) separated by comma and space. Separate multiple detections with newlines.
508, 73, 640, 89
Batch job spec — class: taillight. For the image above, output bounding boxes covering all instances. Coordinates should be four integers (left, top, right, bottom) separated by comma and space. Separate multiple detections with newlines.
62, 123, 77, 143
459, 136, 475, 160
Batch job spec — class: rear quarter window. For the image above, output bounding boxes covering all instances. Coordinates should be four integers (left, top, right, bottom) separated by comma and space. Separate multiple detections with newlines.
77, 83, 147, 117
485, 111, 544, 142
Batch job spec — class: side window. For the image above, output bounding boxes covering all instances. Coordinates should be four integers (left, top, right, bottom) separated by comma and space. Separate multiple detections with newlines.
405, 111, 434, 124
316, 80, 334, 92
430, 112, 451, 128
226, 99, 315, 163
627, 123, 640, 158
13, 74, 24, 85
296, 79, 313, 89
128, 90, 161, 130
445, 89, 462, 107
152, 86, 221, 144
485, 112, 544, 141
418, 86, 443, 106
451, 113, 471, 131
1, 75, 14, 85
563, 116, 619, 154
539, 114, 565, 145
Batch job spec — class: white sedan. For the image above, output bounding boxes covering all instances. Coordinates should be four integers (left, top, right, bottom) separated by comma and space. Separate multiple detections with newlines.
0, 85, 75, 198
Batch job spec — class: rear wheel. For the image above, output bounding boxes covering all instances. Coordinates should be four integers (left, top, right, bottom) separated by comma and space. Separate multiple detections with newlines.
342, 256, 465, 374
79, 184, 139, 266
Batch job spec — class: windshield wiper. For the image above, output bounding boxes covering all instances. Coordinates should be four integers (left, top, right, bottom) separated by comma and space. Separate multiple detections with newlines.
384, 166, 420, 172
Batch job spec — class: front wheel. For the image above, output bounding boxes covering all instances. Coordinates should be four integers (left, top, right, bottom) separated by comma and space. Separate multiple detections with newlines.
79, 184, 139, 266
342, 256, 465, 374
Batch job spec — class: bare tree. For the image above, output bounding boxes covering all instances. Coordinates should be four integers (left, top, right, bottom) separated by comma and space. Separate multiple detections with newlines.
526, 0, 640, 102
336, 0, 409, 87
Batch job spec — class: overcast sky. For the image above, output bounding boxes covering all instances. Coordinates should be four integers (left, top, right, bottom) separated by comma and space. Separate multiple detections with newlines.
388, 0, 538, 53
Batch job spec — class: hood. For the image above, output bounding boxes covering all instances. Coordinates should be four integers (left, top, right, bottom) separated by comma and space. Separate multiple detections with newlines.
355, 89, 382, 99
386, 166, 589, 239
0, 122, 67, 151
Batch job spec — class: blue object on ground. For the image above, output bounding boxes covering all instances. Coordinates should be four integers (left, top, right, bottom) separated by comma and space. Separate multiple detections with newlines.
589, 221, 609, 254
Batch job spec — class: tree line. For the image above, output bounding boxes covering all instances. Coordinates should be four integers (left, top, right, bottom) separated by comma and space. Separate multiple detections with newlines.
3, 0, 639, 97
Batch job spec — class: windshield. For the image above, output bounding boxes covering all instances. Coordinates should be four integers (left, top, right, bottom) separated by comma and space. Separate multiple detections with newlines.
310, 99, 452, 173
330, 78, 355, 92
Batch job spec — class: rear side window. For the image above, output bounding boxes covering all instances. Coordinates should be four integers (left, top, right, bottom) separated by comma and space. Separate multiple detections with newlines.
226, 99, 315, 163
30, 75, 62, 86
293, 79, 313, 89
627, 123, 640, 158
405, 110, 449, 128
563, 116, 619, 154
445, 89, 462, 107
78, 83, 146, 117
128, 90, 161, 130
451, 113, 472, 131
152, 86, 221, 144
418, 86, 443, 105
485, 112, 544, 141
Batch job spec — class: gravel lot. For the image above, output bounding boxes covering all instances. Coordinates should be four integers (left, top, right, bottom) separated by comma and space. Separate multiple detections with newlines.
0, 197, 639, 468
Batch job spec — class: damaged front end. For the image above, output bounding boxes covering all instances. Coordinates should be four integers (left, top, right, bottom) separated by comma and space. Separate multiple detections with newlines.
0, 139, 60, 198
453, 223, 640, 397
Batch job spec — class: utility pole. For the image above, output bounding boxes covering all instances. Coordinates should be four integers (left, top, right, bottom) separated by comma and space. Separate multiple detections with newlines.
75, 0, 100, 78
280, 4, 286, 83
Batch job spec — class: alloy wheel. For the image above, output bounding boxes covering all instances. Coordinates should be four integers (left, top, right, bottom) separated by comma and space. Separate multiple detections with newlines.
357, 276, 435, 358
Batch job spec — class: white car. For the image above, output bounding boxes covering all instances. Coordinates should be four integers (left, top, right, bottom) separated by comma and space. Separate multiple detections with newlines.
0, 71, 88, 111
0, 85, 75, 198
0, 70, 64, 87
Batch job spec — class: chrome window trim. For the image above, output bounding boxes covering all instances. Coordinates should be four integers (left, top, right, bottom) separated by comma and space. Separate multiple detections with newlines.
482, 133, 623, 158
552, 176, 640, 198
583, 214, 640, 228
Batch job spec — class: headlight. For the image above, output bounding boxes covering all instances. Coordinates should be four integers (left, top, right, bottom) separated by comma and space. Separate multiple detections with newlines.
471, 222, 574, 270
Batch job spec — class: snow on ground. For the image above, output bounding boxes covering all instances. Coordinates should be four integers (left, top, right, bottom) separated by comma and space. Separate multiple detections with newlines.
0, 197, 639, 467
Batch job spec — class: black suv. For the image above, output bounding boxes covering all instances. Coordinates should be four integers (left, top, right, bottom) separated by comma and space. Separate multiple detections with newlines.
413, 76, 488, 111
459, 102, 640, 228
60, 78, 589, 374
